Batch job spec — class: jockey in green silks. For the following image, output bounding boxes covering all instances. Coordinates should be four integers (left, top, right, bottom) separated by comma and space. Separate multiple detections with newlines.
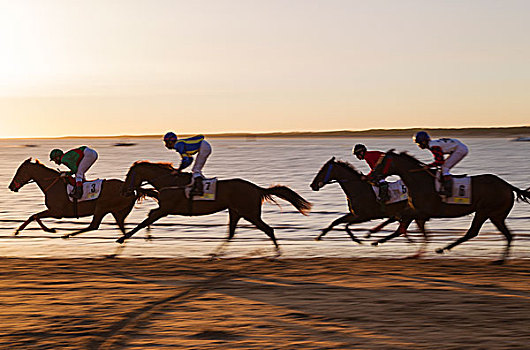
50, 146, 98, 199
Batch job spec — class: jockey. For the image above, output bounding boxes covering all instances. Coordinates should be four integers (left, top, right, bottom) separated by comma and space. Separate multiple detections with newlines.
413, 131, 469, 196
163, 132, 212, 196
353, 144, 389, 203
49, 146, 99, 199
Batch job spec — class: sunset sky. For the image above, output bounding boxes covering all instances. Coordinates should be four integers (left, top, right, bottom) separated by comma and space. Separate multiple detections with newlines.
0, 0, 529, 138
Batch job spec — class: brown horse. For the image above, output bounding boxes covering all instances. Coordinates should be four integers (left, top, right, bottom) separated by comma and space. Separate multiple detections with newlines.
310, 157, 429, 256
118, 161, 312, 257
370, 150, 530, 263
8, 158, 157, 237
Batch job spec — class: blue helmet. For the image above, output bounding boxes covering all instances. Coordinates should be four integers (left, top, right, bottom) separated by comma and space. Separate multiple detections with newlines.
163, 132, 177, 142
413, 131, 430, 144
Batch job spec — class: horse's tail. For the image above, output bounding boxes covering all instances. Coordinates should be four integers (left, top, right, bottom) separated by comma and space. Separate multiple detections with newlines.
509, 184, 530, 204
260, 185, 312, 215
135, 188, 159, 203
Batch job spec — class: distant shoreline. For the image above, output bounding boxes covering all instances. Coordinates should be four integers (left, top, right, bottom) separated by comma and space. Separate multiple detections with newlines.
2, 126, 529, 140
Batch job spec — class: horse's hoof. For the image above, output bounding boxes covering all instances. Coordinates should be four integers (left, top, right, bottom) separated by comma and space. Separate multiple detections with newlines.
371, 241, 379, 246
435, 248, 444, 254
314, 236, 322, 241
62, 235, 70, 240
105, 254, 117, 259
116, 237, 125, 244
47, 229, 57, 233
491, 259, 505, 265
13, 231, 20, 237
364, 233, 372, 238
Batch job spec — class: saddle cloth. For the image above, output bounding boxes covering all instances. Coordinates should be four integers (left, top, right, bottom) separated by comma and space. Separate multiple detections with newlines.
435, 175, 472, 204
372, 180, 408, 205
185, 178, 217, 201
67, 179, 103, 202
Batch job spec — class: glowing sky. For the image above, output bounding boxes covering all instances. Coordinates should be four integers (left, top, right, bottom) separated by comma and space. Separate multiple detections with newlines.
0, 0, 529, 137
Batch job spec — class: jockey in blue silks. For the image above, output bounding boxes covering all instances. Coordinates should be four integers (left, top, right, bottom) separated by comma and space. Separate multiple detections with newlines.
163, 132, 212, 196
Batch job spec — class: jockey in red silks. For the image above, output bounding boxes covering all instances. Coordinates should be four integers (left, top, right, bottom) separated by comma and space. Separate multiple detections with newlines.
50, 146, 99, 199
413, 131, 469, 196
353, 144, 390, 203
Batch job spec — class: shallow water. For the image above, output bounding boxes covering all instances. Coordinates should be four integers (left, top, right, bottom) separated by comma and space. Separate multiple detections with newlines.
0, 137, 528, 259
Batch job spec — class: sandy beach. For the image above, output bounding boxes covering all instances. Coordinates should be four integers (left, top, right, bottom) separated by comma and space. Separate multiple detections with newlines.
0, 258, 528, 349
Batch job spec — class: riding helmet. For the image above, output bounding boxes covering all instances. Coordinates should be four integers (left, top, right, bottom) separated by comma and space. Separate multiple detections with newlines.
49, 149, 64, 161
353, 144, 367, 155
413, 131, 430, 144
163, 132, 177, 142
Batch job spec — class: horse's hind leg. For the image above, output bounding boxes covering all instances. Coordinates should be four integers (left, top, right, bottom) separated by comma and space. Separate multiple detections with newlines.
15, 210, 55, 235
111, 206, 133, 235
408, 219, 429, 258
63, 209, 107, 238
245, 215, 280, 257
210, 209, 241, 258
436, 213, 488, 255
489, 216, 513, 264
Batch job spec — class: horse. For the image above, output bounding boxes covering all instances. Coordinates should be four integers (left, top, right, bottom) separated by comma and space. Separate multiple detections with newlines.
310, 157, 428, 255
118, 161, 312, 257
370, 150, 530, 263
8, 158, 157, 237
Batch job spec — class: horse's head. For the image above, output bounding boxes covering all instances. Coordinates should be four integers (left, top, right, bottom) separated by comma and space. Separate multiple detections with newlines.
310, 157, 363, 191
310, 157, 336, 191
9, 158, 35, 192
122, 161, 187, 196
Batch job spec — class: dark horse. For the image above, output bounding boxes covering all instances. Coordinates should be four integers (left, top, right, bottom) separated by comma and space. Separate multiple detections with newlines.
310, 157, 428, 255
8, 158, 157, 237
371, 150, 530, 263
118, 161, 312, 257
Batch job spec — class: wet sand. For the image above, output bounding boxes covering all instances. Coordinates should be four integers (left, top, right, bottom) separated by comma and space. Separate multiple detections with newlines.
0, 258, 528, 349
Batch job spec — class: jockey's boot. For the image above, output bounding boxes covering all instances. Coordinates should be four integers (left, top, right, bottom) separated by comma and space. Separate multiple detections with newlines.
71, 182, 83, 199
190, 176, 204, 197
377, 181, 390, 203
441, 175, 453, 197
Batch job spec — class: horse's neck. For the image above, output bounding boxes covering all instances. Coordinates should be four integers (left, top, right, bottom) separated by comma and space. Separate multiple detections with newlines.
141, 166, 180, 188
393, 158, 434, 196
31, 165, 60, 192
334, 165, 367, 195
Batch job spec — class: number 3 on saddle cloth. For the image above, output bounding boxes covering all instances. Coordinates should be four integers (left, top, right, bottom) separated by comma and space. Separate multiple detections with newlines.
185, 178, 217, 201
66, 179, 104, 202
434, 173, 472, 204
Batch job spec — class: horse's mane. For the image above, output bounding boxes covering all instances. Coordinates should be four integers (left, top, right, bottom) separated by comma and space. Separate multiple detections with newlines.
397, 151, 424, 166
26, 158, 59, 174
132, 160, 176, 171
334, 159, 363, 177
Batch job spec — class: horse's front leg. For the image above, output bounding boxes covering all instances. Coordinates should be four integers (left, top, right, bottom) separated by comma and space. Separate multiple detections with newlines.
14, 210, 55, 236
367, 217, 397, 237
316, 213, 355, 240
116, 207, 169, 244
372, 218, 413, 246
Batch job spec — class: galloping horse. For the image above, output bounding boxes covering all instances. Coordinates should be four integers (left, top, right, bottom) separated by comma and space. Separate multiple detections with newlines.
310, 158, 428, 254
371, 150, 530, 263
8, 158, 157, 237
118, 161, 312, 257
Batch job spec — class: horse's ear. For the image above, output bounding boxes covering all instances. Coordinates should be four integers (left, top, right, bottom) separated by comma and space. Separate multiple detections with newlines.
25, 157, 32, 163
386, 149, 395, 154
35, 159, 42, 164
330, 156, 335, 162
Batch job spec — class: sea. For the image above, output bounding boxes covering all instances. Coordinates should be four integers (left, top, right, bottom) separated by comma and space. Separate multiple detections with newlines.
0, 137, 528, 259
